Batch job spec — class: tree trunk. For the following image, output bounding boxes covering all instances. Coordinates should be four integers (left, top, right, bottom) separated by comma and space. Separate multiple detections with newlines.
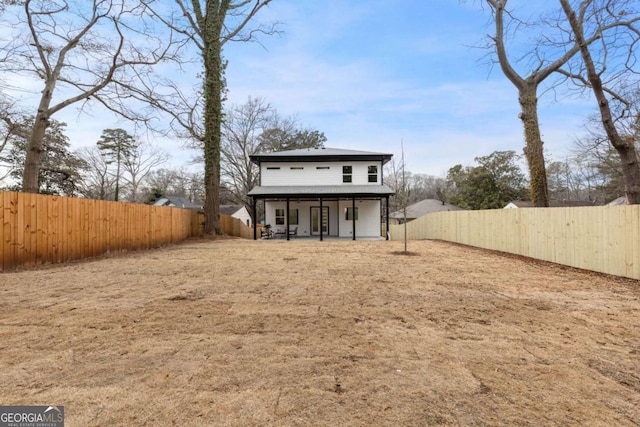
560, 0, 640, 204
518, 82, 549, 207
22, 82, 55, 193
612, 136, 640, 204
202, 19, 223, 235
115, 150, 121, 202
22, 113, 47, 193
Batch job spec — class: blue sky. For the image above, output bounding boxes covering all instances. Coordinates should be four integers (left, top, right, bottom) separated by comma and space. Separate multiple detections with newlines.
5, 0, 596, 177
220, 0, 594, 176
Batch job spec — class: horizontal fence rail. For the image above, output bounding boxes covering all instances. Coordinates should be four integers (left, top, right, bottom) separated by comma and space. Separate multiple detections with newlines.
389, 205, 640, 281
0, 191, 248, 272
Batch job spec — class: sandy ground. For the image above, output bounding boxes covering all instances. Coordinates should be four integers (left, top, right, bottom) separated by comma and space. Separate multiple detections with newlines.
0, 238, 638, 426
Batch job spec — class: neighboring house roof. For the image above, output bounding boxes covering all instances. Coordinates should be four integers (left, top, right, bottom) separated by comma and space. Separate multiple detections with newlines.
248, 184, 395, 198
154, 195, 203, 210
504, 200, 595, 208
250, 147, 393, 165
389, 199, 463, 219
220, 204, 244, 215
607, 196, 626, 206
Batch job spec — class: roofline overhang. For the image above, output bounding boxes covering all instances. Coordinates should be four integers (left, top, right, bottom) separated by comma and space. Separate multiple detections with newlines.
249, 192, 394, 200
250, 153, 393, 166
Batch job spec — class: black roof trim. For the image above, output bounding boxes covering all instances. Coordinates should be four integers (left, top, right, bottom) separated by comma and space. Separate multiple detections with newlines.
248, 184, 395, 199
250, 153, 393, 165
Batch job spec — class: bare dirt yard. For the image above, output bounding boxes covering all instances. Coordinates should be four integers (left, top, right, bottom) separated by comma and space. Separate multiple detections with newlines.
0, 238, 639, 426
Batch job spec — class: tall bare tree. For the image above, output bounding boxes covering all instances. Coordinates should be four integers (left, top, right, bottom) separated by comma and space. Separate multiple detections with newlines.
0, 0, 181, 193
220, 96, 325, 218
484, 0, 623, 206
75, 146, 116, 200
138, 0, 277, 235
558, 0, 640, 204
143, 167, 204, 203
120, 140, 168, 202
221, 97, 275, 214
0, 97, 23, 182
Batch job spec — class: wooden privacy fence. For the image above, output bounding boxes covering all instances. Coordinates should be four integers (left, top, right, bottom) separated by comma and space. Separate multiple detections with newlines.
389, 205, 640, 280
0, 191, 204, 272
220, 214, 253, 239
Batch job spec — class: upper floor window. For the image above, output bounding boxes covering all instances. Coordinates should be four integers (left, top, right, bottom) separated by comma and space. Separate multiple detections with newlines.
368, 165, 378, 183
267, 167, 280, 170
290, 167, 304, 170
342, 166, 352, 183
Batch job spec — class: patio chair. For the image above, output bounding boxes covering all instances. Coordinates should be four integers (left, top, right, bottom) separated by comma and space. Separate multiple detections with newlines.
261, 227, 273, 239
288, 226, 298, 238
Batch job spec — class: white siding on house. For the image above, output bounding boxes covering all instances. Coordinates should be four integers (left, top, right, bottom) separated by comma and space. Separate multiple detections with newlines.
264, 199, 382, 238
232, 206, 252, 227
261, 161, 383, 186
265, 201, 338, 237
337, 200, 381, 237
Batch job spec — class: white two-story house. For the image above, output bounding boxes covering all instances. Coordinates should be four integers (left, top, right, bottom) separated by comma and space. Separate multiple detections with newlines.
248, 147, 394, 240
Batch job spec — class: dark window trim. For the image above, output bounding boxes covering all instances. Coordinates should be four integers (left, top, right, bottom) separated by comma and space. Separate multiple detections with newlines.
368, 165, 378, 183
288, 208, 299, 225
342, 165, 352, 183
345, 206, 359, 221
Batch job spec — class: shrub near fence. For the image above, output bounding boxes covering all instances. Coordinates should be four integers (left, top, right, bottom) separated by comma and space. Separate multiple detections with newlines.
389, 205, 640, 281
0, 191, 203, 272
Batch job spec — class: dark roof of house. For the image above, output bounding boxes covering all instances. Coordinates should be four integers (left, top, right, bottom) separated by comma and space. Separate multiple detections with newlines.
250, 147, 393, 165
390, 199, 464, 219
506, 200, 595, 208
220, 204, 244, 215
154, 195, 203, 210
248, 184, 395, 199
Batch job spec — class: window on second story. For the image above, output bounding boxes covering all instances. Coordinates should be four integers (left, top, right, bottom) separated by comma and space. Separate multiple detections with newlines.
368, 165, 378, 183
342, 165, 352, 183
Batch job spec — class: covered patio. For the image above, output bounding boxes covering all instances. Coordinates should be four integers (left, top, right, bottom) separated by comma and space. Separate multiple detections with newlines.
248, 185, 394, 241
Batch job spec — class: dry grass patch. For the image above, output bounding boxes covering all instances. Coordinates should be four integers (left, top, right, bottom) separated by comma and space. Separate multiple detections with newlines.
0, 239, 639, 426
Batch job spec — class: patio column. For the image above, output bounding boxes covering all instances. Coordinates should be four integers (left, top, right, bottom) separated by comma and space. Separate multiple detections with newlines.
286, 198, 290, 241
385, 196, 390, 240
252, 197, 257, 240
319, 197, 323, 241
352, 197, 356, 241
